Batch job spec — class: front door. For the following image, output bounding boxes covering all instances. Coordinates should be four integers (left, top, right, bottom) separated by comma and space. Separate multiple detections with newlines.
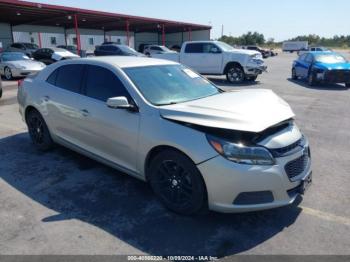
75, 64, 140, 173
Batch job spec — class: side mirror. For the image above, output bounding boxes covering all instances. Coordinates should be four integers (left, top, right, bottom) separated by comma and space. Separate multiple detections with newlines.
106, 96, 137, 111
210, 48, 221, 54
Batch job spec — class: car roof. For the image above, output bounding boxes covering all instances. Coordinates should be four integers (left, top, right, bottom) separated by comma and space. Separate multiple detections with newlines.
307, 51, 336, 56
1, 52, 25, 55
84, 56, 178, 68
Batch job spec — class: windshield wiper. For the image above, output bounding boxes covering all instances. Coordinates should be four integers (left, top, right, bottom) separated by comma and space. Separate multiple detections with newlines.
156, 101, 179, 106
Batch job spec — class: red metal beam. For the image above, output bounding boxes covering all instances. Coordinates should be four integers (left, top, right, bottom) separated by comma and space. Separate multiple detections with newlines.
0, 0, 211, 30
73, 13, 81, 56
37, 32, 42, 48
126, 20, 130, 46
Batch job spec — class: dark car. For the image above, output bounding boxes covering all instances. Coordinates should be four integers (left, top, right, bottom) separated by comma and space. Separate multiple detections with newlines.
138, 43, 150, 53
32, 48, 79, 65
292, 51, 350, 87
170, 44, 181, 52
6, 42, 39, 57
94, 44, 144, 57
0, 77, 2, 99
245, 45, 270, 58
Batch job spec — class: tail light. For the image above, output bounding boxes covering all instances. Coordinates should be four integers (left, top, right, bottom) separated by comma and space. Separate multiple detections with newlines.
18, 79, 24, 88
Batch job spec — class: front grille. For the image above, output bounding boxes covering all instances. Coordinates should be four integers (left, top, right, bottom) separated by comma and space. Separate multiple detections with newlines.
285, 150, 310, 180
325, 70, 350, 83
270, 138, 302, 157
233, 191, 274, 205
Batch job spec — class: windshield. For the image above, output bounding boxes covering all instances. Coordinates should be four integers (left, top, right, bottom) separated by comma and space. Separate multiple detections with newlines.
315, 54, 346, 64
160, 46, 171, 52
215, 41, 234, 51
124, 65, 220, 106
1, 53, 30, 61
22, 43, 39, 49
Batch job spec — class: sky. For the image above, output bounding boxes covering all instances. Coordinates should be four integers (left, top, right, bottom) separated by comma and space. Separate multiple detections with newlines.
33, 0, 350, 41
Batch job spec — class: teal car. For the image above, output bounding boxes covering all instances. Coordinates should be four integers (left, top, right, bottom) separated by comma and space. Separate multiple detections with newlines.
292, 51, 350, 87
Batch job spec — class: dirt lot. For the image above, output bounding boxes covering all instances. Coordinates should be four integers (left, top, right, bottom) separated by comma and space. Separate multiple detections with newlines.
0, 52, 349, 257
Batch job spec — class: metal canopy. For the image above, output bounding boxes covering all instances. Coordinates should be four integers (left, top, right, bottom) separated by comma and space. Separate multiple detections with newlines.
0, 0, 211, 33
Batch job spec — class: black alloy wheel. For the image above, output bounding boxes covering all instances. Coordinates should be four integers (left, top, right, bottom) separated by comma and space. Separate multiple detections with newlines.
26, 110, 54, 151
149, 150, 207, 215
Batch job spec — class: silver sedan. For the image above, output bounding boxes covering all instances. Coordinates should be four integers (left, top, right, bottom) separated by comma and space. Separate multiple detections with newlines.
0, 52, 46, 80
17, 57, 312, 215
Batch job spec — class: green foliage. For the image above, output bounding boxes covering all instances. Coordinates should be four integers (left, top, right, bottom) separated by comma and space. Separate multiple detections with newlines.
218, 31, 265, 46
218, 32, 350, 48
287, 34, 350, 48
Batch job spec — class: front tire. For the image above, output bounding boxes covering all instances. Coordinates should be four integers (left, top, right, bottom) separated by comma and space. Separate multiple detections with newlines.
26, 109, 54, 151
4, 67, 13, 80
226, 65, 245, 84
148, 150, 207, 215
292, 68, 298, 80
308, 71, 316, 86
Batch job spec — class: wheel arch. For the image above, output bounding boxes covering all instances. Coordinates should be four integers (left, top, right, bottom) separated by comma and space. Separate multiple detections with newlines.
24, 105, 40, 123
144, 145, 190, 181
223, 61, 243, 74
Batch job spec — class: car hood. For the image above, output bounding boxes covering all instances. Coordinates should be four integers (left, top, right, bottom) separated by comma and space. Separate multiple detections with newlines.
159, 89, 294, 133
225, 49, 260, 56
7, 60, 45, 69
314, 61, 350, 70
52, 51, 80, 61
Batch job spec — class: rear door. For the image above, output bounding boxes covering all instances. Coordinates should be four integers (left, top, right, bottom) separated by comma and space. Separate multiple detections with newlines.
44, 64, 85, 145
181, 43, 204, 72
75, 64, 140, 172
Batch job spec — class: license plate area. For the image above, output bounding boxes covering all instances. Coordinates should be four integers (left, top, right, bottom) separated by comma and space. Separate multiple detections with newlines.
299, 172, 312, 194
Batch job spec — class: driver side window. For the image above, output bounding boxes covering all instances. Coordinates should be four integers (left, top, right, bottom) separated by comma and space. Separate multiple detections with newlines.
305, 54, 313, 63
203, 44, 221, 54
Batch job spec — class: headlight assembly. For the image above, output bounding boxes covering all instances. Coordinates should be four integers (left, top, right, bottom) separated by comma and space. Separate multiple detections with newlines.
15, 65, 26, 69
206, 134, 275, 165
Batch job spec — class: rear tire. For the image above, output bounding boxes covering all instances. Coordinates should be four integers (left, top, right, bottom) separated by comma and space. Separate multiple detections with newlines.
26, 109, 54, 151
226, 65, 245, 84
148, 150, 207, 215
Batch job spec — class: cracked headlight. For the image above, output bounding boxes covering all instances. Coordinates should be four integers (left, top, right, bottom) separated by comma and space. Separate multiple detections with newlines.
206, 134, 275, 165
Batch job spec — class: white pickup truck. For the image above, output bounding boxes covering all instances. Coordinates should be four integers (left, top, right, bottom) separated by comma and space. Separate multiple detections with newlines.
152, 41, 267, 83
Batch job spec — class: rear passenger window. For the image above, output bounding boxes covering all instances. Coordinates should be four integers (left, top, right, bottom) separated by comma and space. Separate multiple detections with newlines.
185, 43, 203, 53
84, 65, 129, 102
46, 69, 58, 85
55, 64, 84, 93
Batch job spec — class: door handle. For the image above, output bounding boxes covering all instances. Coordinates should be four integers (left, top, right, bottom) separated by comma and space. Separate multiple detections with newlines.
42, 95, 50, 102
80, 109, 90, 117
